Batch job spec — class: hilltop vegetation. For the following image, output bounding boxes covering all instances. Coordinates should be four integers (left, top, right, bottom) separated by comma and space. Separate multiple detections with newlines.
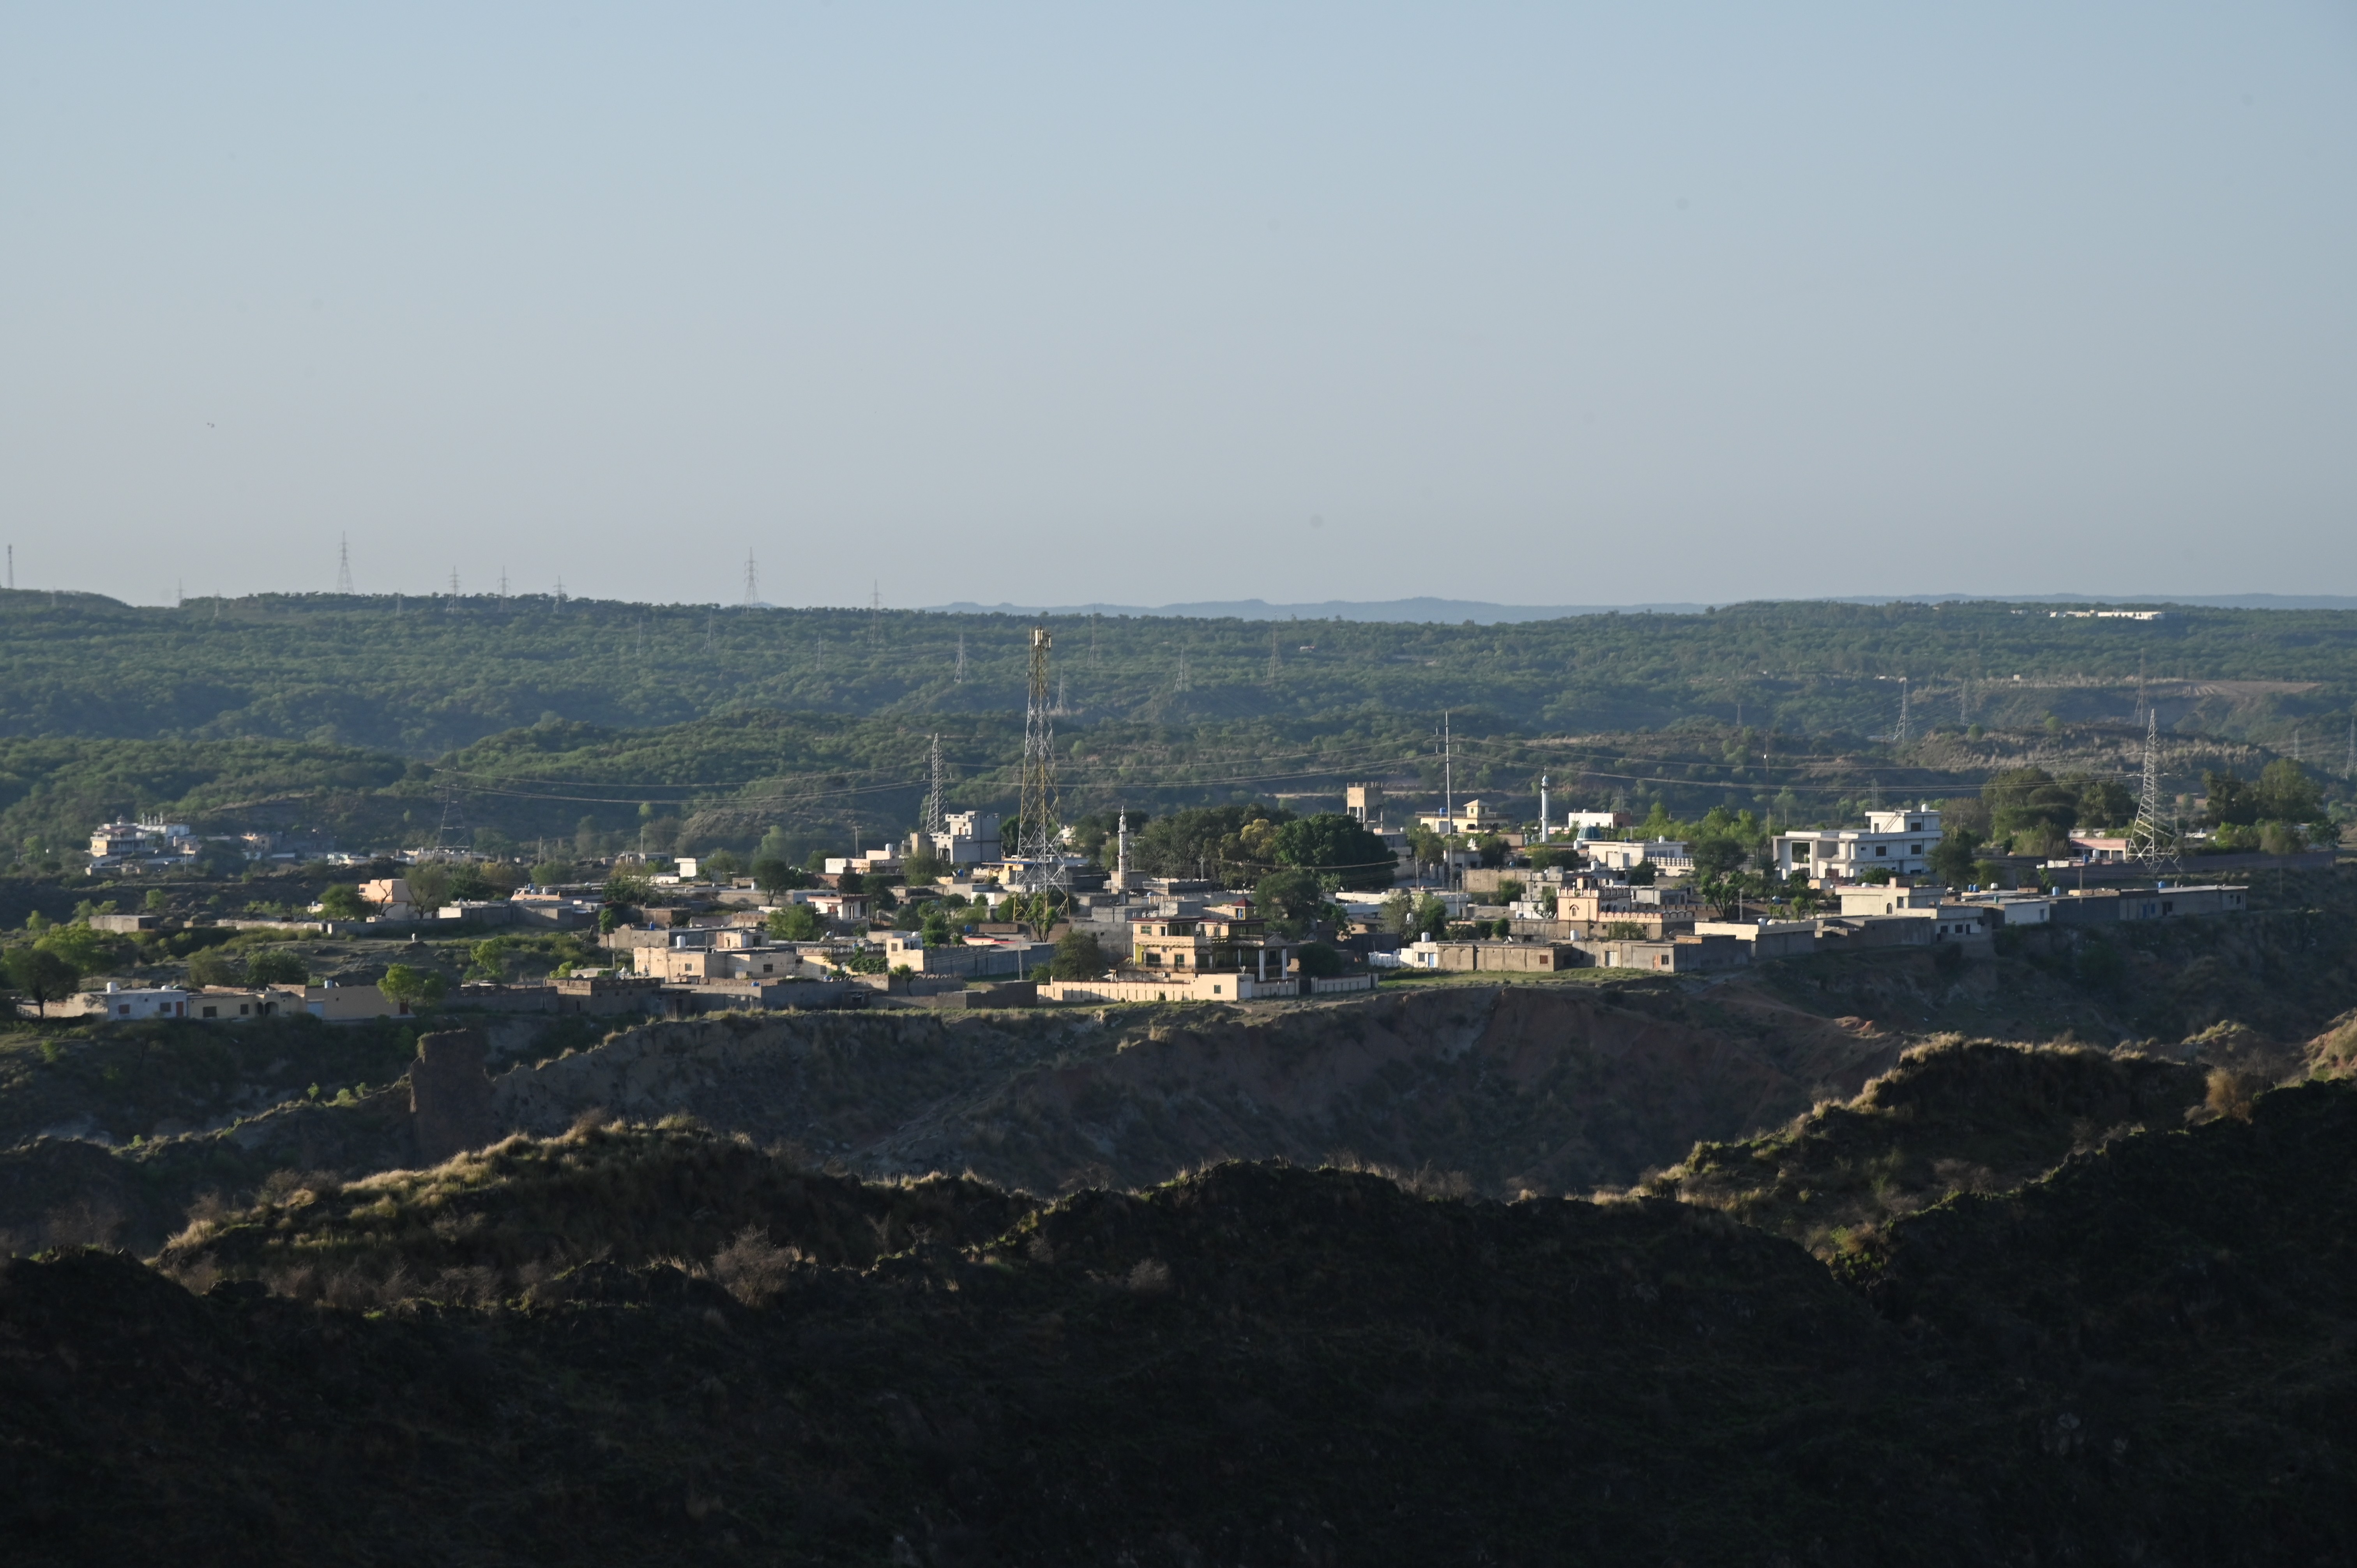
4, 588, 2352, 754
4, 706, 2342, 865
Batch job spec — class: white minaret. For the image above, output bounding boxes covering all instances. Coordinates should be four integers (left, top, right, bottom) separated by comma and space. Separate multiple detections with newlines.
1539, 772, 1550, 843
1114, 809, 1131, 892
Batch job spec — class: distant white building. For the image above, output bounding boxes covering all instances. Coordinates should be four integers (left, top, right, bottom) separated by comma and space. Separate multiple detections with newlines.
1773, 809, 1945, 881
41, 982, 191, 1021
1587, 839, 1694, 874
929, 811, 1003, 866
85, 819, 196, 872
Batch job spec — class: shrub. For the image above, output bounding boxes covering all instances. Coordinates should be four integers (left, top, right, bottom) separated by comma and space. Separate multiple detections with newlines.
767, 904, 825, 942
247, 949, 309, 987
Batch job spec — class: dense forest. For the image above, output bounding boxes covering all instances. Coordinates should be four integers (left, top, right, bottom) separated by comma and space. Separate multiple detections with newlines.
5, 589, 2353, 754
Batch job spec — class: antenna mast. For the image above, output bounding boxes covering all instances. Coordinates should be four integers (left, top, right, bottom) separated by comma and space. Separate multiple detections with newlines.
1014, 626, 1064, 892
1444, 711, 1453, 825
743, 549, 757, 607
336, 535, 354, 595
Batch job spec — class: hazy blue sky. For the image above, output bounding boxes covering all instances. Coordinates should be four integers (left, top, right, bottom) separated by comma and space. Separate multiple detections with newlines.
4, 3, 2352, 609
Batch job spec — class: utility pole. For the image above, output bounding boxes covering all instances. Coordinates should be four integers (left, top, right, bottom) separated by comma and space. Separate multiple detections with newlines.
1896, 678, 1910, 743
6, 544, 12, 591
1443, 711, 1454, 827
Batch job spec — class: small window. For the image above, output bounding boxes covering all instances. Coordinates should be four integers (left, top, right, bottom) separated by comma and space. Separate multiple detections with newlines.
118, 1005, 130, 1015
202, 1006, 217, 1019
1876, 845, 1889, 857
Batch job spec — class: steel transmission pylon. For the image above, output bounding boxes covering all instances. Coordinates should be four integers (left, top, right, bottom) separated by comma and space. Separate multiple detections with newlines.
2129, 709, 2178, 871
924, 733, 947, 837
336, 535, 355, 595
1014, 626, 1064, 892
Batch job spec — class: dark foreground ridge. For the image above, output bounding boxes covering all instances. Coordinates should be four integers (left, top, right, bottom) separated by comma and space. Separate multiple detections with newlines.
5, 1082, 2354, 1567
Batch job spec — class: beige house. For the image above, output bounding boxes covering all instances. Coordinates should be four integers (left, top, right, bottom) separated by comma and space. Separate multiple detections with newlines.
267, 982, 401, 1021
1130, 901, 1297, 983
1415, 799, 1512, 836
359, 878, 417, 918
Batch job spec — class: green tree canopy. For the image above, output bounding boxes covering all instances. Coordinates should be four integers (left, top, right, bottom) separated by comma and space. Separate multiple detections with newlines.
2255, 759, 2323, 823
247, 949, 310, 987
1270, 814, 1395, 891
1928, 826, 1985, 886
319, 885, 369, 920
1294, 942, 1346, 979
4, 945, 81, 1014
767, 903, 825, 942
2204, 770, 2258, 827
1983, 767, 2079, 851
1251, 868, 1328, 934
1049, 929, 1106, 980
379, 964, 447, 1010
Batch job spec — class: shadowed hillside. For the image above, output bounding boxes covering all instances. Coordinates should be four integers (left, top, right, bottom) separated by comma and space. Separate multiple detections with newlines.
7, 1082, 2356, 1565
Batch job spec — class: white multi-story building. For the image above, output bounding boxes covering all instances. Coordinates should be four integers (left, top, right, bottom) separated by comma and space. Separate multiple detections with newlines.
1773, 808, 1945, 882
86, 819, 196, 870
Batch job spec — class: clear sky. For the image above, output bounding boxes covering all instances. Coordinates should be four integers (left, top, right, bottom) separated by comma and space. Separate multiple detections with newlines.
4, 3, 2352, 609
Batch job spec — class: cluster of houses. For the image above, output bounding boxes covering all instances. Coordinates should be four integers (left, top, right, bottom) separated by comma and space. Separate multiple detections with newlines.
38, 796, 2266, 1024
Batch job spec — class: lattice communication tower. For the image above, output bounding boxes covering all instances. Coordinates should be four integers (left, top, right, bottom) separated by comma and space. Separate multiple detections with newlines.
1014, 627, 1064, 892
2128, 709, 2179, 871
924, 733, 947, 838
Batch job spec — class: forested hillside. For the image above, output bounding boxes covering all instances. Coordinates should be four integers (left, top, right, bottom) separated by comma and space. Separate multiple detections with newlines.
8, 710, 2325, 864
4, 589, 2352, 753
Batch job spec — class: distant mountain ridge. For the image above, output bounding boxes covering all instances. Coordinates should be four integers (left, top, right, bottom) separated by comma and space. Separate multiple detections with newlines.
929, 593, 2357, 623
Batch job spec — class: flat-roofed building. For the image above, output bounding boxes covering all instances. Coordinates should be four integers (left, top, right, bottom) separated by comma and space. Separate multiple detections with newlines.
1772, 808, 1945, 881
